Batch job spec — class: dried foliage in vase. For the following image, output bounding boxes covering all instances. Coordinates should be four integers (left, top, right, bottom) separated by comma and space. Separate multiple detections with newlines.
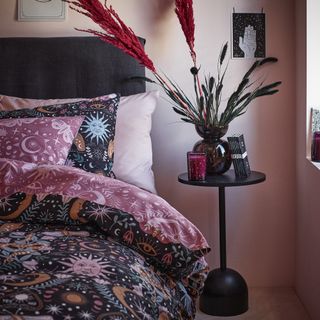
64, 0, 281, 129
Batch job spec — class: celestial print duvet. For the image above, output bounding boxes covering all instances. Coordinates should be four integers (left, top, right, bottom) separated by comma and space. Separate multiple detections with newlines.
0, 158, 210, 319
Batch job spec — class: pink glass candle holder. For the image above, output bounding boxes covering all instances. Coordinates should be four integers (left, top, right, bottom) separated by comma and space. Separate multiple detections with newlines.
312, 131, 320, 162
187, 152, 207, 181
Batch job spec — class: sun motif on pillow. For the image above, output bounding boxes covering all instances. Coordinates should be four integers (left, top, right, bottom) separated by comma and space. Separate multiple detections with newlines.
82, 113, 111, 144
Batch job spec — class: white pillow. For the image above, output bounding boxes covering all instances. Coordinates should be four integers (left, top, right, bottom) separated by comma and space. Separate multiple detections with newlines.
0, 91, 159, 193
113, 91, 158, 194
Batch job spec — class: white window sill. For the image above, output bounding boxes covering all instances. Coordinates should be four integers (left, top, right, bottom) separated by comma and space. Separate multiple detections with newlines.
307, 156, 320, 169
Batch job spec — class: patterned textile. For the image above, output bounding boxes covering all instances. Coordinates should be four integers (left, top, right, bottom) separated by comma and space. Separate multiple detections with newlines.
0, 222, 208, 319
0, 159, 210, 319
0, 95, 119, 176
0, 91, 159, 193
0, 116, 84, 165
0, 158, 210, 276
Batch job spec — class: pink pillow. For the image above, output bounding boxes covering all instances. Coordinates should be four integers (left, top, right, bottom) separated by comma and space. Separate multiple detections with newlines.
0, 116, 84, 165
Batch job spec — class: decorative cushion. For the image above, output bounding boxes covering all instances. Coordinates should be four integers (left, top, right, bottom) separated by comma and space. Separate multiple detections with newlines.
0, 95, 119, 176
0, 92, 158, 193
0, 116, 84, 165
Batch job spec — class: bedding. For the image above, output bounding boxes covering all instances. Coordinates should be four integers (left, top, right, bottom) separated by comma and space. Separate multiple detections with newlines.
0, 158, 210, 319
0, 95, 119, 176
0, 91, 159, 194
0, 116, 84, 165
0, 36, 210, 320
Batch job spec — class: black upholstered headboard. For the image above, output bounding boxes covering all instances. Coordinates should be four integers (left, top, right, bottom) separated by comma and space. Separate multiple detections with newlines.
0, 37, 146, 99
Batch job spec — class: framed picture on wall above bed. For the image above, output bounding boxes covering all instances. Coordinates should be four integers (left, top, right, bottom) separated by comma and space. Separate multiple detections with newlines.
18, 0, 66, 22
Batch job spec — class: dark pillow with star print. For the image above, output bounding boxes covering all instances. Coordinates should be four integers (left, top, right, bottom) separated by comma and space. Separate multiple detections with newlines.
0, 94, 119, 176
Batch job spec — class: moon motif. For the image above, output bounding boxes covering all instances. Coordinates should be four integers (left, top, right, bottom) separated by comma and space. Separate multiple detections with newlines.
79, 241, 106, 251
1, 194, 33, 220
36, 106, 56, 114
69, 198, 87, 223
0, 222, 23, 233
112, 286, 141, 319
108, 140, 114, 158
74, 133, 86, 152
6, 273, 50, 287
97, 312, 126, 320
20, 136, 45, 154
89, 162, 95, 169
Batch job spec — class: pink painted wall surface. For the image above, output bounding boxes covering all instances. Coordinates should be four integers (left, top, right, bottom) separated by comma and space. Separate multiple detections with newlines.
0, 0, 296, 287
295, 0, 320, 319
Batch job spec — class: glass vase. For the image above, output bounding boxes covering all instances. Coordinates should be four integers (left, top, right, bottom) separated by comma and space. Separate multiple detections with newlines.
193, 125, 232, 175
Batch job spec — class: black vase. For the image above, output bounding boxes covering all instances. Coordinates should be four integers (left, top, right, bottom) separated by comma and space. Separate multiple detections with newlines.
193, 125, 232, 175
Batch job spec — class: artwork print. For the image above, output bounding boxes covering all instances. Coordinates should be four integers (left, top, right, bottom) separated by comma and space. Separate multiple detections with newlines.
18, 0, 66, 21
232, 13, 266, 59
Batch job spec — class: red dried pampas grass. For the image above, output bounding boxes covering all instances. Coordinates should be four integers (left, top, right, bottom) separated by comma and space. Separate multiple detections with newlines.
174, 0, 196, 63
64, 0, 156, 72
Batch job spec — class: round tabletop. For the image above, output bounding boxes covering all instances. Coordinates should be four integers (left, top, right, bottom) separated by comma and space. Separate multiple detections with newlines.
178, 170, 266, 187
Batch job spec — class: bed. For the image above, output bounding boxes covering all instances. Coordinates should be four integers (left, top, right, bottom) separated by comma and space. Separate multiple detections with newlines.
0, 37, 210, 320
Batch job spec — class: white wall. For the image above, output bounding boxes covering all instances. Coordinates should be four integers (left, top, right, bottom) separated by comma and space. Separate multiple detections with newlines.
295, 0, 320, 319
0, 0, 296, 287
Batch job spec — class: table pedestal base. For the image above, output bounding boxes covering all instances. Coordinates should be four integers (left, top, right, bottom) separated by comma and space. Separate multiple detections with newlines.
199, 268, 248, 316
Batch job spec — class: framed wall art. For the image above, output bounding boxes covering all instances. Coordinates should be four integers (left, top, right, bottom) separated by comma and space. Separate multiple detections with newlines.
18, 0, 66, 22
232, 12, 266, 59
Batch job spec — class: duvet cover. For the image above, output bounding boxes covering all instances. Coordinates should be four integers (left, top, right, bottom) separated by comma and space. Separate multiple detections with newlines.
0, 158, 210, 320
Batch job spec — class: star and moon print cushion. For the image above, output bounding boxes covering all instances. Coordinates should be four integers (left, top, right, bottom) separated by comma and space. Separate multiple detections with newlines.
0, 116, 84, 165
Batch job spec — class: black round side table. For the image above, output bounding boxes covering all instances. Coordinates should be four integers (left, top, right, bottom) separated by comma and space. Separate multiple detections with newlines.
178, 170, 266, 317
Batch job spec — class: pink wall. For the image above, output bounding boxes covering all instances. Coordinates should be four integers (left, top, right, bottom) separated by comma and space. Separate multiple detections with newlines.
151, 0, 296, 287
0, 0, 296, 287
295, 0, 320, 319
